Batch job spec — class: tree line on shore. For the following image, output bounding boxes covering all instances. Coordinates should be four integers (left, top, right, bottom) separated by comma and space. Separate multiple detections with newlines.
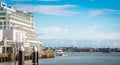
43, 47, 120, 52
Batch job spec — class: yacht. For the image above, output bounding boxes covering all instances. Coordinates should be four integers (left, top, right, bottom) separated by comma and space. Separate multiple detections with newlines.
55, 49, 64, 56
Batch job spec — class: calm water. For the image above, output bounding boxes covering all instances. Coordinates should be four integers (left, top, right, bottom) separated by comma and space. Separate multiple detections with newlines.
0, 52, 120, 65
39, 52, 120, 65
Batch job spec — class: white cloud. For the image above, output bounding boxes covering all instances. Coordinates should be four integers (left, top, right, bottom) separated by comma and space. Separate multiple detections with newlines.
37, 25, 120, 40
37, 26, 70, 39
106, 32, 120, 40
12, 0, 32, 1
89, 8, 120, 16
90, 10, 103, 16
38, 0, 60, 1
38, 26, 69, 33
11, 0, 59, 1
13, 4, 79, 16
89, 25, 98, 30
112, 41, 120, 47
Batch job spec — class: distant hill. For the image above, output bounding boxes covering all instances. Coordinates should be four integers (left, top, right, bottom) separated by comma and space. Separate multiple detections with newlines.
40, 39, 120, 48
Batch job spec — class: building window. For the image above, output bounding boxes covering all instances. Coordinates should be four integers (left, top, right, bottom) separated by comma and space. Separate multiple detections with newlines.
0, 12, 6, 15
0, 8, 4, 11
0, 17, 6, 19
0, 22, 2, 25
0, 26, 2, 29
4, 21, 6, 25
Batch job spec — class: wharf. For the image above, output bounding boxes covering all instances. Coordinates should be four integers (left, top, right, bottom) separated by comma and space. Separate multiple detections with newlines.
0, 60, 32, 65
0, 49, 55, 63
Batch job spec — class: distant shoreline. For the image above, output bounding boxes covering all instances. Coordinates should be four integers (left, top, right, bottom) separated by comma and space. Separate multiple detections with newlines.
43, 47, 120, 52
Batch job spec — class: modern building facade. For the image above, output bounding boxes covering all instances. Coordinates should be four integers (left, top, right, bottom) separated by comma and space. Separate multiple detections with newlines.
0, 2, 41, 53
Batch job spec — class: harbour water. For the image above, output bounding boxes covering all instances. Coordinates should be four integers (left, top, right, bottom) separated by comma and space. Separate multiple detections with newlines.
0, 52, 120, 65
40, 52, 120, 65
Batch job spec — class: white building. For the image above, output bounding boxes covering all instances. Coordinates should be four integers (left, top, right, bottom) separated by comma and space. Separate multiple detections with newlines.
0, 2, 42, 53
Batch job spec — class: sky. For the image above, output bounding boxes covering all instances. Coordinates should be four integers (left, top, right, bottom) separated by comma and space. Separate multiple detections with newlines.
1, 0, 120, 40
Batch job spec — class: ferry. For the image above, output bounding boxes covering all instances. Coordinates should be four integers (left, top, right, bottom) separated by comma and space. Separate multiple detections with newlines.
55, 49, 64, 56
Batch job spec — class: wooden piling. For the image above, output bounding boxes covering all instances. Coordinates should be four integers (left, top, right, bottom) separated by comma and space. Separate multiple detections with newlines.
32, 47, 38, 65
37, 51, 39, 65
18, 46, 24, 65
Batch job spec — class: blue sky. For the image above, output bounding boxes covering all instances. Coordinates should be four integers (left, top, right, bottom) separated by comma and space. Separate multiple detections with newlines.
2, 0, 120, 40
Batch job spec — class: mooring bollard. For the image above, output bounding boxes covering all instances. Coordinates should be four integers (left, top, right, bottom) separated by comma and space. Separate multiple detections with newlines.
32, 46, 38, 65
18, 46, 24, 65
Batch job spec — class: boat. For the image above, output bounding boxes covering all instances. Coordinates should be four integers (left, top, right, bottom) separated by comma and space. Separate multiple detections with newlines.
55, 49, 64, 56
